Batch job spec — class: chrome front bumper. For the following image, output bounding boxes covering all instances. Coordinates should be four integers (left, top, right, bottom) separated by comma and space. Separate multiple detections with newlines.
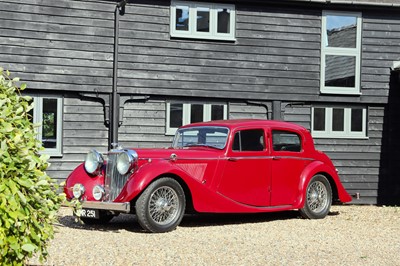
81, 201, 131, 213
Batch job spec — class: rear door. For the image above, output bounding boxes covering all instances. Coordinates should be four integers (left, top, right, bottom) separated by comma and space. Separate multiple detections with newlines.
270, 129, 306, 206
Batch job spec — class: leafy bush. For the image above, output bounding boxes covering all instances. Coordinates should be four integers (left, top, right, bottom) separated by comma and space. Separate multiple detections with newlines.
0, 69, 65, 265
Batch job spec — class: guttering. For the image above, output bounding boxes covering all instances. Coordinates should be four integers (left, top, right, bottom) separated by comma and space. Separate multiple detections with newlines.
281, 0, 400, 7
110, 0, 127, 149
238, 0, 400, 8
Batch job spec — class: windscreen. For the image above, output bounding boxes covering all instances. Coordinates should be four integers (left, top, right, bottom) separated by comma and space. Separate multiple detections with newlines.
173, 126, 229, 149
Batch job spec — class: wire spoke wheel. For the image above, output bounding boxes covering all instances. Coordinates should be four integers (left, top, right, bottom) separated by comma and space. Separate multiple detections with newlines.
306, 181, 328, 213
300, 175, 332, 219
136, 178, 186, 233
149, 186, 180, 225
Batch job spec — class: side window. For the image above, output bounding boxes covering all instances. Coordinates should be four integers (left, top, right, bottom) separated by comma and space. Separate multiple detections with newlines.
28, 95, 63, 157
170, 1, 236, 41
272, 130, 301, 152
232, 129, 265, 152
320, 11, 362, 95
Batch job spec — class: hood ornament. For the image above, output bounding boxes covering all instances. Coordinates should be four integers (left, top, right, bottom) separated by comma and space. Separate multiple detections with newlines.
111, 143, 123, 150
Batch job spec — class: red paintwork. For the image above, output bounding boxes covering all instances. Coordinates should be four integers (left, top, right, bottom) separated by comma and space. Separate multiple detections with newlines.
64, 119, 352, 213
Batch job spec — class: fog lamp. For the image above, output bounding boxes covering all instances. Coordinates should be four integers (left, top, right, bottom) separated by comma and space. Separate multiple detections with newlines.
92, 185, 105, 201
72, 183, 85, 199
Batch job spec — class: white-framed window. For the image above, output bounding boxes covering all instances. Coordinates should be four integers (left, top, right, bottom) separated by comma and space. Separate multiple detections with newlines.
320, 11, 362, 95
30, 96, 63, 156
166, 102, 228, 135
170, 1, 235, 41
311, 106, 367, 139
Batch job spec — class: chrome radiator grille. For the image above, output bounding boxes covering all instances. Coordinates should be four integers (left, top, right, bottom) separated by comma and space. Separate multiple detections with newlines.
104, 152, 130, 202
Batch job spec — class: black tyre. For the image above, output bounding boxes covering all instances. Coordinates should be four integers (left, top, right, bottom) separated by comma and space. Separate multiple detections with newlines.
80, 211, 116, 225
135, 177, 186, 233
299, 174, 332, 219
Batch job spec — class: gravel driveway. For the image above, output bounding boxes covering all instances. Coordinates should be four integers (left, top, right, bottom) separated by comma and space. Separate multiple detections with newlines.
29, 205, 399, 266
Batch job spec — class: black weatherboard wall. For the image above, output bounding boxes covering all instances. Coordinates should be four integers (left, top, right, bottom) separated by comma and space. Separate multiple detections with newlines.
0, 0, 115, 181
0, 0, 399, 205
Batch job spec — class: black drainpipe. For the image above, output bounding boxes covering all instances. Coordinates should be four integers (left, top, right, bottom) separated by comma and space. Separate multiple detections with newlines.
110, 0, 126, 149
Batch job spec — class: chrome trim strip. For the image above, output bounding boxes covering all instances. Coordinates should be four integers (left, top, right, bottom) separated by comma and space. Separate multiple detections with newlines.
139, 157, 220, 161
272, 156, 315, 161
81, 201, 130, 213
226, 156, 314, 161
226, 156, 274, 160
139, 156, 315, 161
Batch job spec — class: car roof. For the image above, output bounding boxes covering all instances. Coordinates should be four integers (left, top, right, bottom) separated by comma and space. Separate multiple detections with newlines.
180, 119, 308, 132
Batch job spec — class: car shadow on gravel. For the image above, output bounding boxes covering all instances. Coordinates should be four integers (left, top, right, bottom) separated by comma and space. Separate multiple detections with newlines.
57, 209, 342, 233
57, 213, 144, 232
180, 211, 300, 228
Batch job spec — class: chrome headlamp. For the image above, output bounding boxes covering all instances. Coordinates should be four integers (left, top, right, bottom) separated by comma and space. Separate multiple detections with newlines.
116, 150, 138, 175
84, 150, 104, 175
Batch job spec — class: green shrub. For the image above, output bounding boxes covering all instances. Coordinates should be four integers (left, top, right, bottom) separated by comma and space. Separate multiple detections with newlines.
0, 68, 65, 265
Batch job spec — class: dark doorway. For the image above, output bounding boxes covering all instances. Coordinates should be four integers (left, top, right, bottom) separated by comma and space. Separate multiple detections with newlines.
378, 70, 400, 205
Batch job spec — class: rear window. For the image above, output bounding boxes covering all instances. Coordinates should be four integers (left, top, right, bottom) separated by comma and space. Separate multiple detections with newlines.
272, 130, 301, 152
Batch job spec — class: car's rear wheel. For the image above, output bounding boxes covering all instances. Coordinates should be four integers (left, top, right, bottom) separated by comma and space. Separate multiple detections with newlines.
135, 177, 186, 233
299, 174, 332, 219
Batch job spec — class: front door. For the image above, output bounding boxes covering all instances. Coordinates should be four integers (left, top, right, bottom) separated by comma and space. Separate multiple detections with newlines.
217, 128, 271, 207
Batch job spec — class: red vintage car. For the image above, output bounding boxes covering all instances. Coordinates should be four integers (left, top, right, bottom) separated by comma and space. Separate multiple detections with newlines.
64, 119, 351, 233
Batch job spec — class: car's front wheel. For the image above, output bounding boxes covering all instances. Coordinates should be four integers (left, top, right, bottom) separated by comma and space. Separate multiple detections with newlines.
299, 174, 332, 219
135, 177, 186, 233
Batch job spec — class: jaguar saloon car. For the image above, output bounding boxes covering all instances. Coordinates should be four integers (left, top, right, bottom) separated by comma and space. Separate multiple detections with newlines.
64, 119, 352, 233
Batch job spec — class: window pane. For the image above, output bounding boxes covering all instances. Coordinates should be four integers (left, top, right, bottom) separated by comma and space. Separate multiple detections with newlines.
191, 104, 203, 123
217, 8, 230, 33
325, 55, 355, 87
313, 108, 326, 131
173, 126, 229, 149
170, 103, 183, 128
351, 108, 363, 132
272, 130, 301, 152
332, 108, 344, 132
28, 98, 33, 122
211, 105, 224, 120
239, 129, 265, 151
175, 5, 189, 31
42, 98, 58, 148
196, 7, 210, 32
326, 15, 357, 48
232, 132, 240, 151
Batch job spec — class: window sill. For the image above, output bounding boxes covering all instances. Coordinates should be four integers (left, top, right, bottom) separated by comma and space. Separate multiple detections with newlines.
320, 89, 362, 96
40, 151, 63, 158
312, 135, 368, 140
170, 33, 236, 42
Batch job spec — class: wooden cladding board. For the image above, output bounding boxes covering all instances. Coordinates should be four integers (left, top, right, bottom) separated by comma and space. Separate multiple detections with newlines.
0, 0, 398, 103
116, 2, 398, 104
0, 0, 114, 93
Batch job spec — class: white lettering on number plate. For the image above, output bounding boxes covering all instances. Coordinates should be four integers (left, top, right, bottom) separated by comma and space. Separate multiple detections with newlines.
78, 209, 96, 218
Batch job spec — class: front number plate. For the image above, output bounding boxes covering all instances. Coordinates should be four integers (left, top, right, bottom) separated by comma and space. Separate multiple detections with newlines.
75, 208, 99, 219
